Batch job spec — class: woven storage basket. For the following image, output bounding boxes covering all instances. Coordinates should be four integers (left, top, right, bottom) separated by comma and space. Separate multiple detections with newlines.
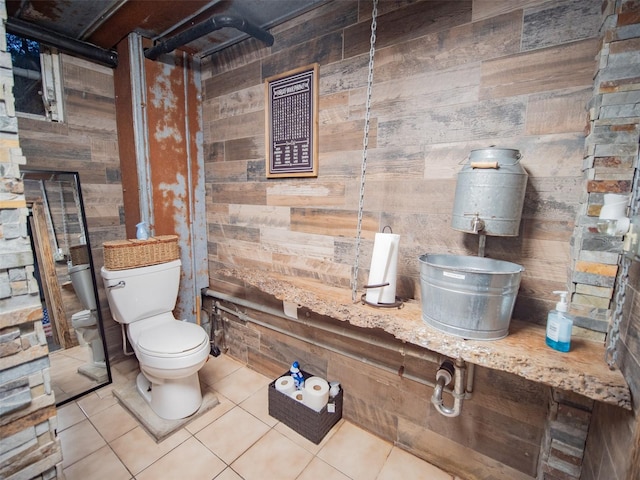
268, 370, 342, 444
69, 245, 90, 265
103, 235, 179, 270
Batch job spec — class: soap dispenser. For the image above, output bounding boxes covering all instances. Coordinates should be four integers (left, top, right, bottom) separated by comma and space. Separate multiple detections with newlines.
545, 291, 573, 352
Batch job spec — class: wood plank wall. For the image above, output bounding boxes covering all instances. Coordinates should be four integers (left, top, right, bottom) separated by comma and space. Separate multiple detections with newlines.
203, 0, 604, 329
18, 54, 125, 361
201, 0, 612, 478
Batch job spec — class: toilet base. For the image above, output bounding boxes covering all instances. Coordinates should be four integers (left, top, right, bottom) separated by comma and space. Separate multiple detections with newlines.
136, 371, 203, 420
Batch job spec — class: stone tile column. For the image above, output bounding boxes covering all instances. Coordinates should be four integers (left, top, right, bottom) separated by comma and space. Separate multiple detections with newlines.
0, 1, 63, 477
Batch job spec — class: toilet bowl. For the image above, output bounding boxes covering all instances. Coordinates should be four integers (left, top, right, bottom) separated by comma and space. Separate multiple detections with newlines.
71, 309, 105, 365
69, 264, 104, 365
101, 259, 210, 420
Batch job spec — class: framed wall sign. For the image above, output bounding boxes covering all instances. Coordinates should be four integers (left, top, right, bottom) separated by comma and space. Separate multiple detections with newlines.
265, 64, 319, 178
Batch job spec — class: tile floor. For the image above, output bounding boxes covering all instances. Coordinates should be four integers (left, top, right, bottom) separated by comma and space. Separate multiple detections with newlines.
50, 344, 106, 404
57, 354, 460, 480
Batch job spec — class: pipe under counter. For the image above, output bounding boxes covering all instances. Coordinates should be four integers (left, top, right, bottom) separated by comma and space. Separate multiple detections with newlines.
204, 288, 476, 418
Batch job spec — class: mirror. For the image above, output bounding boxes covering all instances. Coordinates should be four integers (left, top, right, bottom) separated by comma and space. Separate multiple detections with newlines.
22, 170, 111, 406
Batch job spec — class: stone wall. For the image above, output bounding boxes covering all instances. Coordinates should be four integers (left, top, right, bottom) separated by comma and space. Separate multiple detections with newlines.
569, 0, 640, 352
0, 1, 62, 477
576, 1, 640, 479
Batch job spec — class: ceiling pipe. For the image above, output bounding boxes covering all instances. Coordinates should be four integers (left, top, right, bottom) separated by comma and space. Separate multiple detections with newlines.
6, 17, 118, 68
144, 14, 274, 60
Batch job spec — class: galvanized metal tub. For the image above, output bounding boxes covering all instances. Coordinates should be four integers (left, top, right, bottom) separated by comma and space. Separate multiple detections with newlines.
419, 254, 524, 340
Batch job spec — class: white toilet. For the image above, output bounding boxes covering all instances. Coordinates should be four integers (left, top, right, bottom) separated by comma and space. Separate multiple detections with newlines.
69, 264, 105, 366
100, 259, 210, 420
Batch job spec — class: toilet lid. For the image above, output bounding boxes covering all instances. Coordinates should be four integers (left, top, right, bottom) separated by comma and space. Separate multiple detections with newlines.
71, 309, 92, 320
137, 321, 208, 356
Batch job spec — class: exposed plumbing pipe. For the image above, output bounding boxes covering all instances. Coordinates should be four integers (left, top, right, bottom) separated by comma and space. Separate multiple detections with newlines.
204, 289, 475, 414
6, 17, 118, 68
213, 299, 442, 389
431, 358, 467, 417
144, 14, 274, 60
203, 289, 439, 364
120, 323, 135, 357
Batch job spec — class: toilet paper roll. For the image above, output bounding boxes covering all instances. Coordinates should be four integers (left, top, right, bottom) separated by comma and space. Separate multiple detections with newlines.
600, 194, 629, 220
304, 376, 330, 412
289, 390, 305, 404
365, 232, 400, 305
275, 376, 296, 395
600, 203, 628, 219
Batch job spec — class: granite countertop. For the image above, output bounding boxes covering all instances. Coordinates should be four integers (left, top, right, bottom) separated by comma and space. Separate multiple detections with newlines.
220, 266, 631, 410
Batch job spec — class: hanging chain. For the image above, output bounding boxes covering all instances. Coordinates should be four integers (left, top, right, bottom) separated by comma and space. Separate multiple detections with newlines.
352, 0, 378, 303
605, 153, 640, 367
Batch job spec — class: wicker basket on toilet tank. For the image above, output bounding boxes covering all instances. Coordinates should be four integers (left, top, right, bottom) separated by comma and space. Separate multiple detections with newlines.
103, 235, 179, 270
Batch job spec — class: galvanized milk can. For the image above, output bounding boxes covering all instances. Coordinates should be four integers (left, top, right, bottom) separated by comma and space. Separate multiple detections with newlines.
451, 147, 528, 236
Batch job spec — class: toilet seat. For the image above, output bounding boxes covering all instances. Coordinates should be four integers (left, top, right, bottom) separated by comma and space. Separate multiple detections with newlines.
137, 321, 208, 358
71, 310, 96, 328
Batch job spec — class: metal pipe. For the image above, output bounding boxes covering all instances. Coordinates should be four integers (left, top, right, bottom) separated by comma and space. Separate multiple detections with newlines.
6, 17, 118, 68
203, 289, 439, 364
211, 296, 442, 390
431, 358, 466, 417
144, 14, 274, 60
204, 289, 476, 408
12, 66, 41, 80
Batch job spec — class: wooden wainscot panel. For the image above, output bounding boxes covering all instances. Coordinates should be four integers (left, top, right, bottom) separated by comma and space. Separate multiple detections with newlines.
266, 182, 345, 207
320, 118, 377, 153
331, 355, 401, 442
218, 84, 264, 119
379, 97, 526, 147
207, 159, 248, 183
228, 204, 290, 230
62, 54, 114, 97
374, 9, 521, 80
426, 398, 541, 475
472, 0, 537, 21
209, 110, 264, 144
211, 182, 267, 206
521, 0, 601, 51
291, 207, 377, 237
260, 228, 334, 260
525, 88, 593, 135
480, 38, 600, 99
224, 135, 264, 162
270, 1, 358, 54
65, 89, 117, 132
204, 62, 262, 99
398, 417, 536, 480
261, 32, 343, 81
364, 64, 481, 118
319, 91, 350, 125
344, 1, 472, 59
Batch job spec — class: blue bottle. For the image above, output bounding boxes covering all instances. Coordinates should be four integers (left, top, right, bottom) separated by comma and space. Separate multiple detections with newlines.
545, 291, 573, 352
290, 361, 304, 389
136, 221, 149, 240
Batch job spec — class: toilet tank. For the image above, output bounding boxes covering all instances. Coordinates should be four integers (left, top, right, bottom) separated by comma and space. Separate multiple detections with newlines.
101, 259, 181, 324
69, 264, 97, 311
